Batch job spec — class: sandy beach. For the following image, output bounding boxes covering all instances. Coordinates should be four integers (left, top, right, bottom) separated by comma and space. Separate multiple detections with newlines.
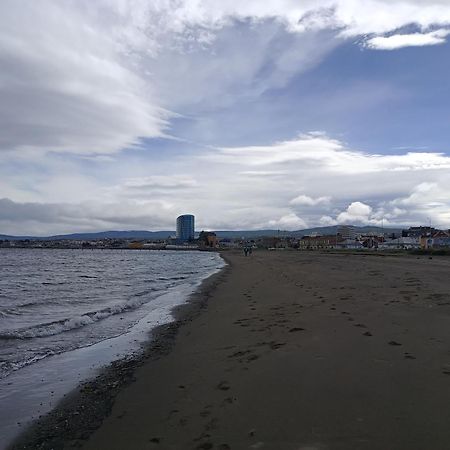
12, 250, 450, 450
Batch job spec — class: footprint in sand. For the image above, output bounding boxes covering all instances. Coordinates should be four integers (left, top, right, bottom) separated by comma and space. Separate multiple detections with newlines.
270, 342, 286, 350
205, 417, 219, 431
388, 340, 402, 346
289, 327, 305, 333
217, 381, 231, 391
196, 442, 213, 450
199, 405, 213, 418
363, 331, 373, 337
221, 397, 236, 405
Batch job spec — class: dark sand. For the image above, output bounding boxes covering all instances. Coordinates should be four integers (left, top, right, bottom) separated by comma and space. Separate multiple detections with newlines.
12, 251, 450, 449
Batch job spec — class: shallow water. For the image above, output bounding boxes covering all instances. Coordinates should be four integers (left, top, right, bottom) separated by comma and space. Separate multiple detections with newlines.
0, 249, 225, 447
0, 249, 223, 379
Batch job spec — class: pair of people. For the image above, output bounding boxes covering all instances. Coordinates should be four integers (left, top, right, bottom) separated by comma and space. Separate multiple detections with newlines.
243, 246, 252, 256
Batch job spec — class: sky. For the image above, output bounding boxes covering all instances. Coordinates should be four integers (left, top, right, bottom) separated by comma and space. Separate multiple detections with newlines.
1, 0, 450, 235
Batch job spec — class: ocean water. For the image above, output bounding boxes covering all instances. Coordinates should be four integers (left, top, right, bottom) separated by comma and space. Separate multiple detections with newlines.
0, 248, 225, 447
0, 249, 224, 380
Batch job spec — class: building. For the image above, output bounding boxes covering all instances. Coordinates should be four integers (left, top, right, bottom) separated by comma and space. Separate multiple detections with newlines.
198, 231, 218, 248
402, 226, 436, 238
337, 225, 356, 240
420, 230, 450, 249
176, 214, 195, 241
379, 237, 420, 250
336, 239, 364, 250
299, 235, 340, 250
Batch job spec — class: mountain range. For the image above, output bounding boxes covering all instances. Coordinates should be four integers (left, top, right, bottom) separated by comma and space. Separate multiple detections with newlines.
0, 225, 403, 241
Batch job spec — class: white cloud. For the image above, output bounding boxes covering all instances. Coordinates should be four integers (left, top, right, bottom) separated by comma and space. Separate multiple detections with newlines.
239, 171, 286, 177
102, 1, 450, 38
290, 194, 331, 206
122, 175, 197, 189
2, 1, 450, 233
366, 29, 450, 50
267, 213, 308, 231
319, 215, 338, 226
388, 182, 450, 226
0, 1, 169, 155
337, 202, 375, 224
0, 197, 177, 236
3, 132, 449, 234
208, 134, 450, 173
317, 181, 450, 229
2, 0, 450, 156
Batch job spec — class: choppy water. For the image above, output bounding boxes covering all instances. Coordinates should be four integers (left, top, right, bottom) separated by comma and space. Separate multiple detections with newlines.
0, 249, 224, 380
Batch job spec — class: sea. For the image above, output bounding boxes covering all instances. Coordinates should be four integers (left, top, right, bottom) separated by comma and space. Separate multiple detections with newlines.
0, 248, 225, 447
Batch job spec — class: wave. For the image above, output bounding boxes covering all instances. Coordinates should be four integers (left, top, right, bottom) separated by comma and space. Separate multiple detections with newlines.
0, 350, 56, 379
0, 308, 23, 317
0, 291, 160, 340
157, 275, 188, 281
1, 298, 72, 314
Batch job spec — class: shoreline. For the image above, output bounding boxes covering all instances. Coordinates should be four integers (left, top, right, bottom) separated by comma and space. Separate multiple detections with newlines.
10, 250, 450, 449
8, 255, 230, 450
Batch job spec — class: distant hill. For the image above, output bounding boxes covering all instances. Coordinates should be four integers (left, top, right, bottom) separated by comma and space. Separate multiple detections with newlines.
0, 225, 402, 241
49, 230, 174, 240
0, 234, 36, 240
0, 230, 174, 241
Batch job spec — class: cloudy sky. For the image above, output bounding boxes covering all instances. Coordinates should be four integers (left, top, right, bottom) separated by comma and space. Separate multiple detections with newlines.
1, 0, 450, 235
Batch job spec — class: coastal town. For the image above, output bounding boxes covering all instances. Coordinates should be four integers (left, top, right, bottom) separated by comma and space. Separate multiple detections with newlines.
2, 221, 450, 253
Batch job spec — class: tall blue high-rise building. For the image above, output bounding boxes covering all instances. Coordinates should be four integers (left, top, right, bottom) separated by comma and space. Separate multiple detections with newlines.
176, 214, 195, 241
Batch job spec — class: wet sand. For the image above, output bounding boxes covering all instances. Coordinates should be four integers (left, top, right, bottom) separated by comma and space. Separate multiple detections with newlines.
12, 251, 450, 449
